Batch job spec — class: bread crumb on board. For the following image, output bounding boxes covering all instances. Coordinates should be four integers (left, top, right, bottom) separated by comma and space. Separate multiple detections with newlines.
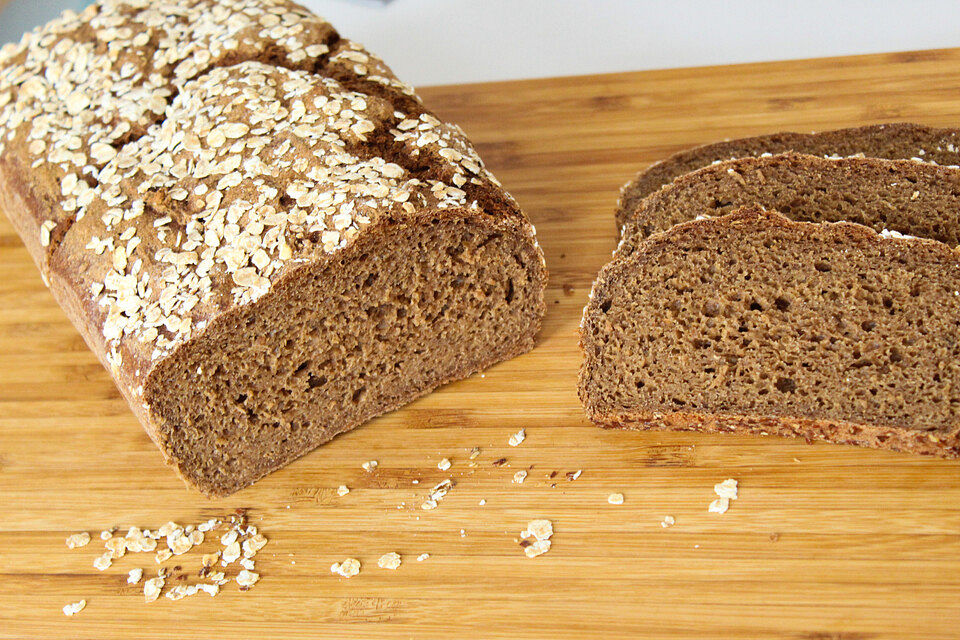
331, 558, 361, 578
508, 428, 526, 446
607, 492, 624, 505
709, 478, 739, 514
378, 552, 402, 570
520, 519, 554, 558
65, 532, 91, 549
62, 600, 86, 616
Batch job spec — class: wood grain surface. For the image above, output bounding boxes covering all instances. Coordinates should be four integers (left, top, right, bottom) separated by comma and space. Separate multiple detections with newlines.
2, 48, 960, 640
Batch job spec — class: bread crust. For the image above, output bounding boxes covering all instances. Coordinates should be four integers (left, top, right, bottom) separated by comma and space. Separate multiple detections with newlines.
616, 122, 960, 232
580, 207, 960, 458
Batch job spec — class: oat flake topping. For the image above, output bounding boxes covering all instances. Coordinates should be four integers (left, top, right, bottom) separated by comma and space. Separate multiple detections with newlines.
0, 0, 508, 379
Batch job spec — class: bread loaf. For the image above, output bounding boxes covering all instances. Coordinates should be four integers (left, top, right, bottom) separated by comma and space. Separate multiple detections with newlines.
616, 123, 960, 232
580, 207, 960, 458
0, 0, 546, 495
617, 153, 960, 256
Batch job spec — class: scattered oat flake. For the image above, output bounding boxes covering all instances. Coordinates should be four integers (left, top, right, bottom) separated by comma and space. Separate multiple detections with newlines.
416, 553, 430, 562
93, 551, 112, 571
661, 515, 676, 528
62, 600, 86, 616
165, 585, 193, 601
100, 530, 112, 541
222, 541, 241, 564
513, 470, 528, 484
608, 492, 625, 505
377, 552, 402, 570
437, 457, 452, 471
242, 533, 268, 557
714, 478, 739, 500
144, 576, 164, 603
331, 558, 361, 578
524, 539, 552, 558
336, 485, 350, 497
523, 519, 554, 541
508, 428, 526, 447
65, 532, 90, 549
708, 497, 730, 514
469, 447, 481, 460
361, 460, 378, 472
127, 568, 143, 584
236, 569, 260, 587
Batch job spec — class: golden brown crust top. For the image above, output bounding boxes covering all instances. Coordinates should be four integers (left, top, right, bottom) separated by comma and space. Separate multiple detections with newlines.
0, 0, 521, 376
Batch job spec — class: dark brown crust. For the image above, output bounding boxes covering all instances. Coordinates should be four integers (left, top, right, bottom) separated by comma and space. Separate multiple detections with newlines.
0, 153, 168, 453
616, 122, 960, 232
579, 207, 960, 459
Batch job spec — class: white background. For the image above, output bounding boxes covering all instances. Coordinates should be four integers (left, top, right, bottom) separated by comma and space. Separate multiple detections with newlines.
2, 0, 960, 85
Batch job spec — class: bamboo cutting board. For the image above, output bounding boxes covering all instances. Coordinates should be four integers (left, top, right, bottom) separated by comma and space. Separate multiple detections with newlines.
2, 48, 960, 640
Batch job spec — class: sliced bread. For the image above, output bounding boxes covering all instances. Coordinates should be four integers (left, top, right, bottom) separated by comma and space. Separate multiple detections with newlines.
617, 122, 960, 231
617, 153, 960, 257
580, 207, 960, 458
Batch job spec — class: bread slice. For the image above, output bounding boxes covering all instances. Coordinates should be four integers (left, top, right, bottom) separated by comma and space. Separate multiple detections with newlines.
617, 153, 960, 257
580, 207, 960, 458
616, 123, 960, 232
0, 1, 546, 496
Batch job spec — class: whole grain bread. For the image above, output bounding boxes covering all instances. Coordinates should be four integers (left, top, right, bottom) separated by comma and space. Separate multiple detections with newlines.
0, 0, 546, 496
616, 123, 960, 232
616, 153, 960, 256
580, 207, 960, 458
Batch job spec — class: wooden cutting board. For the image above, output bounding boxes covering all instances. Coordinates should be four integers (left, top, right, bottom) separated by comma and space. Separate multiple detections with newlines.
2, 48, 960, 640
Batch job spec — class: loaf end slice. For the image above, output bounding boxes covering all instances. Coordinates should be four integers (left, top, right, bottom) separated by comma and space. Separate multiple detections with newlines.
616, 122, 960, 232
617, 152, 960, 256
0, 1, 546, 496
580, 207, 960, 457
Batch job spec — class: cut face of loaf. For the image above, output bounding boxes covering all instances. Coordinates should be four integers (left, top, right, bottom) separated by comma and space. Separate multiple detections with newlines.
0, 0, 546, 495
147, 212, 542, 496
580, 208, 960, 458
617, 153, 960, 257
616, 122, 960, 232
